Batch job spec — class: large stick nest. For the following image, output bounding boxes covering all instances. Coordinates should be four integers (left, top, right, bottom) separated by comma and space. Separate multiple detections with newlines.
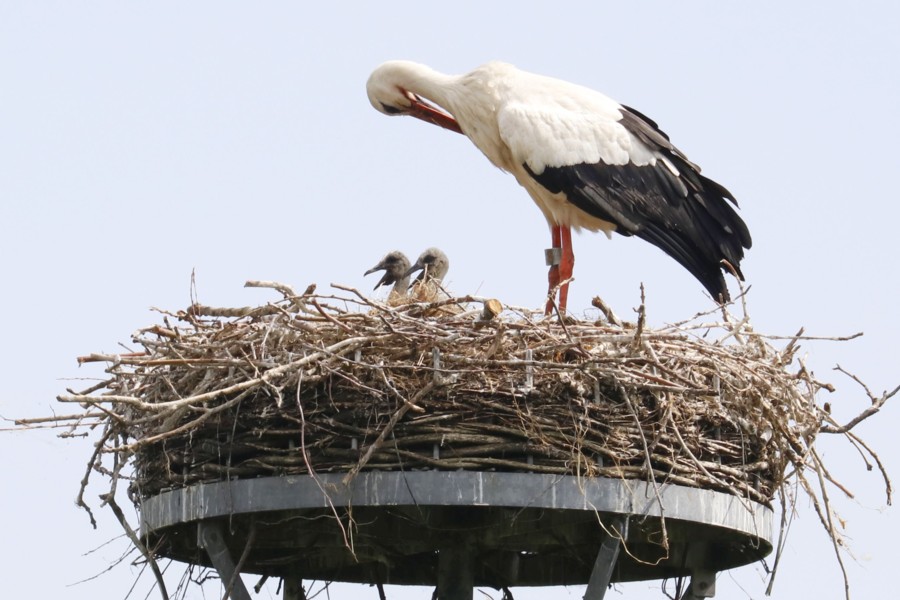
63, 283, 842, 505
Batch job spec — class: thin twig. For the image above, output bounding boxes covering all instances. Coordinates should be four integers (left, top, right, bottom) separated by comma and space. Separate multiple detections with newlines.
102, 492, 169, 600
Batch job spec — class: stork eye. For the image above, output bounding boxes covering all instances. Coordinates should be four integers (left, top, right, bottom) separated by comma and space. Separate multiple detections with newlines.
381, 103, 402, 114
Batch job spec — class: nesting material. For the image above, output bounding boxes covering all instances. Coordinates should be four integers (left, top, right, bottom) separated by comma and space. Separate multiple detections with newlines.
57, 282, 850, 506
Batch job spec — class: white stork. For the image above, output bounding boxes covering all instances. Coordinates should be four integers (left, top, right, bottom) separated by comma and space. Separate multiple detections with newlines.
366, 60, 751, 314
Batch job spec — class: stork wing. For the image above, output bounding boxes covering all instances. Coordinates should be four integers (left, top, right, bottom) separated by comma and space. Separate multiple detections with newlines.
499, 101, 751, 301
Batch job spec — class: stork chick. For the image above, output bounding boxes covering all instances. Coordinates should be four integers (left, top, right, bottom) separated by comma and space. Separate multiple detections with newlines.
365, 250, 411, 306
405, 247, 450, 303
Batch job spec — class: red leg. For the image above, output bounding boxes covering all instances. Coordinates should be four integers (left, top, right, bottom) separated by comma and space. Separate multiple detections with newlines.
558, 225, 574, 315
545, 225, 562, 315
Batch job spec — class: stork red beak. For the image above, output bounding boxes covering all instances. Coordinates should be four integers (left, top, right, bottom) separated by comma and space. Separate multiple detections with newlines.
406, 92, 463, 134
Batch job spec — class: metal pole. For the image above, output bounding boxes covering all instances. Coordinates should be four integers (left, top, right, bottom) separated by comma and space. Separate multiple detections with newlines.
283, 576, 306, 600
682, 569, 716, 599
436, 542, 475, 600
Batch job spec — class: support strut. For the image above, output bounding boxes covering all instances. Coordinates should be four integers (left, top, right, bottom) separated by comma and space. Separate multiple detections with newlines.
197, 520, 253, 600
682, 568, 717, 599
583, 515, 629, 600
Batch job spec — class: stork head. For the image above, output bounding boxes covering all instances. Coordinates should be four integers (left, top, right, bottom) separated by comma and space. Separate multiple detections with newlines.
364, 250, 411, 291
405, 247, 450, 283
366, 61, 463, 134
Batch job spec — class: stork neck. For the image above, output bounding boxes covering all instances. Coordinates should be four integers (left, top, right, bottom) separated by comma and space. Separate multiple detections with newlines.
398, 63, 462, 117
393, 274, 411, 295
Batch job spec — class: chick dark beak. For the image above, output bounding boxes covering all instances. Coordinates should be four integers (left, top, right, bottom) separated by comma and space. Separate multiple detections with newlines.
403, 260, 424, 281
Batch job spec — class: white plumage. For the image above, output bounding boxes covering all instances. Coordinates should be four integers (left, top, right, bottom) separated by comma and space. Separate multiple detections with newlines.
366, 60, 751, 313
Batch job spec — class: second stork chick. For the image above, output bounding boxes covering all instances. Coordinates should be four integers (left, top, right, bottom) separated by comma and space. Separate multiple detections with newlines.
406, 247, 450, 302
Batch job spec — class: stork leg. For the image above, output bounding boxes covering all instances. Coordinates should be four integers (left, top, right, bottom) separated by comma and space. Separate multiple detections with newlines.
558, 225, 574, 314
545, 225, 562, 315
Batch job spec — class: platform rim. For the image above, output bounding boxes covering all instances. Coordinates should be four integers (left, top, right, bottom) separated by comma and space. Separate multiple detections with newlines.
140, 471, 772, 545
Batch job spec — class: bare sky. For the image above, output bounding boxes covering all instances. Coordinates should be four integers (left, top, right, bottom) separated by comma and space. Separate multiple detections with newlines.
1, 2, 897, 599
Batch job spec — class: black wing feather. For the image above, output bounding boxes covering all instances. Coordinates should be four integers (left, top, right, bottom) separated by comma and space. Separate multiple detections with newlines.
525, 107, 751, 301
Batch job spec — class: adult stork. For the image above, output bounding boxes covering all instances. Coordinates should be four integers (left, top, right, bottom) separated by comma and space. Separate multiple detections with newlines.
366, 60, 751, 314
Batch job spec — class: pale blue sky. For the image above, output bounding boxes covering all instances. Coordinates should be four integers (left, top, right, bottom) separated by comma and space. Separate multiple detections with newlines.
1, 2, 897, 599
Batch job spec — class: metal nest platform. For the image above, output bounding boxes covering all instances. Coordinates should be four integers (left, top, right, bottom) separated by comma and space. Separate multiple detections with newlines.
142, 471, 772, 599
